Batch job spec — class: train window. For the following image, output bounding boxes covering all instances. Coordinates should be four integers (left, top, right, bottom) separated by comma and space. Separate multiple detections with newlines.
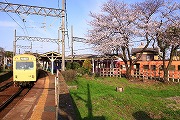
178, 65, 180, 71
16, 62, 34, 70
151, 65, 156, 70
169, 65, 175, 70
143, 65, 149, 69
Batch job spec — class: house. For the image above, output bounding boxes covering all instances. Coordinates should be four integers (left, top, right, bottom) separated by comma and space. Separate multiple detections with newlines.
131, 43, 159, 61
172, 51, 180, 61
0, 47, 5, 66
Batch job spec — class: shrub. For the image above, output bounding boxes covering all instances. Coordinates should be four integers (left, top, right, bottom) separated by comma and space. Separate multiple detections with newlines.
82, 60, 92, 75
76, 67, 86, 76
72, 62, 81, 69
61, 69, 77, 81
66, 62, 81, 70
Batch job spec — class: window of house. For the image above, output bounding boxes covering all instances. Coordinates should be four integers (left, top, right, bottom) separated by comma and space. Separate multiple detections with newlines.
143, 65, 149, 69
169, 65, 175, 70
146, 55, 151, 61
122, 65, 126, 70
151, 65, 156, 71
178, 65, 180, 71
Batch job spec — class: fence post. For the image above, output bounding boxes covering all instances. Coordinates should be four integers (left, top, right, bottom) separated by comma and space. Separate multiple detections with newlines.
102, 68, 104, 77
146, 70, 148, 79
178, 71, 180, 82
159, 70, 161, 81
109, 68, 111, 77
172, 71, 174, 82
168, 71, 169, 82
120, 69, 121, 78
150, 70, 152, 80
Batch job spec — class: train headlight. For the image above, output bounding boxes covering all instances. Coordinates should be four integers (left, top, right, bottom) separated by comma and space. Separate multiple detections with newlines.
32, 75, 34, 78
15, 75, 17, 78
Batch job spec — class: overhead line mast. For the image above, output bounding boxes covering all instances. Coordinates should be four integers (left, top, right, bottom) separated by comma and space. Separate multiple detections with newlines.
0, 1, 66, 71
61, 0, 65, 71
0, 2, 63, 17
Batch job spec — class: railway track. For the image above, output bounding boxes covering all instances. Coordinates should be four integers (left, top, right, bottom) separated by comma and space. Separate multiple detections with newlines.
0, 86, 30, 119
0, 87, 24, 111
0, 81, 13, 92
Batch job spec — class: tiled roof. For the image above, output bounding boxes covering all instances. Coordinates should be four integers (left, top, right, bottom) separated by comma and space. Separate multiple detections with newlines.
131, 48, 159, 55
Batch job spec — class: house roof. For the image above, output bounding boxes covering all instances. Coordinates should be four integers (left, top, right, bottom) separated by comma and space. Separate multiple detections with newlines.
176, 51, 180, 56
131, 48, 159, 55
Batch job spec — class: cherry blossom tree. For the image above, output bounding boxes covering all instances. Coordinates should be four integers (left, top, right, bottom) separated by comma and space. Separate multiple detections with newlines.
155, 0, 180, 82
87, 0, 164, 79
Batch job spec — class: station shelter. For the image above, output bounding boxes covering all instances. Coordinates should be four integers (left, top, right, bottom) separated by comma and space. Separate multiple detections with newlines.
39, 51, 62, 74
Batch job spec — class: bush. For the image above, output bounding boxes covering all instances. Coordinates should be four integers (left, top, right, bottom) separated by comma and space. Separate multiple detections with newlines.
66, 62, 81, 70
61, 69, 77, 81
82, 60, 92, 75
0, 65, 3, 72
76, 67, 86, 76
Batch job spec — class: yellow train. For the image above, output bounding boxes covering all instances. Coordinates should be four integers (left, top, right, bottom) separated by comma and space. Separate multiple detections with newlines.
13, 54, 39, 87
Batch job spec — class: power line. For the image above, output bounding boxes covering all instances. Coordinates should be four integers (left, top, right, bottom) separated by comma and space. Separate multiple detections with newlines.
4, 0, 28, 36
3, 10, 26, 35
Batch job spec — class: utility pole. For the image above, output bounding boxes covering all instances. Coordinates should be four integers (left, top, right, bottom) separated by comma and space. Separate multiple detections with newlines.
71, 25, 73, 63
61, 0, 65, 71
31, 42, 32, 53
58, 29, 60, 53
13, 30, 16, 56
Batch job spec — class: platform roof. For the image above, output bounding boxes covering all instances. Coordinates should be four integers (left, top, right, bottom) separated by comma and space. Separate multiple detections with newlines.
39, 51, 62, 61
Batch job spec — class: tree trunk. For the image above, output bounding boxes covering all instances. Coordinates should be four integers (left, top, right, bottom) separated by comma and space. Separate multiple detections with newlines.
125, 64, 133, 79
163, 68, 168, 83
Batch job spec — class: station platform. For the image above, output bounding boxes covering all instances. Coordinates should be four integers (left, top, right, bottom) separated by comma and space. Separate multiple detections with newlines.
3, 72, 56, 120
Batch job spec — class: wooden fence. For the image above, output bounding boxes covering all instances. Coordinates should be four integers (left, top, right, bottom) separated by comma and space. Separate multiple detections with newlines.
99, 68, 180, 83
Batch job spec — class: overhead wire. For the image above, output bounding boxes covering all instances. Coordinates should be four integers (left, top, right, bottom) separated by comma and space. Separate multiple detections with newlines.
4, 0, 29, 36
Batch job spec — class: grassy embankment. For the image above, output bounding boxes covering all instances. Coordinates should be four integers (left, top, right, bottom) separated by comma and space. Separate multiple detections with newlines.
67, 77, 180, 120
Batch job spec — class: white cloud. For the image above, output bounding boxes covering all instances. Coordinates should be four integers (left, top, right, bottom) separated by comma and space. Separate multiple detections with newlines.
0, 21, 17, 27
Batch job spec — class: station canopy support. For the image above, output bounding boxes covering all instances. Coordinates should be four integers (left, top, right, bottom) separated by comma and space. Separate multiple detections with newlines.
40, 51, 62, 74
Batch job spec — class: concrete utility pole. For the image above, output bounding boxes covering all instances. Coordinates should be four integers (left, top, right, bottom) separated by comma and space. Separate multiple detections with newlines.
13, 30, 16, 56
71, 25, 73, 63
61, 0, 65, 71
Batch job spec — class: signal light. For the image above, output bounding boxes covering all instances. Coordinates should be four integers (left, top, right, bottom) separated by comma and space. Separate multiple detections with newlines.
32, 75, 34, 78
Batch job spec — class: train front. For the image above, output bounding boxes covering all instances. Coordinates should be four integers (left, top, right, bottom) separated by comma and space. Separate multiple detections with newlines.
13, 54, 37, 87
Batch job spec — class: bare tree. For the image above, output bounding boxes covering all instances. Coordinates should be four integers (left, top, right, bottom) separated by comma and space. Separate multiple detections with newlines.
87, 0, 164, 79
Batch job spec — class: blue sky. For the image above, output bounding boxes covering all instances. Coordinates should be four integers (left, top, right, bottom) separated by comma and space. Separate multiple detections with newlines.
0, 0, 108, 55
0, 0, 179, 55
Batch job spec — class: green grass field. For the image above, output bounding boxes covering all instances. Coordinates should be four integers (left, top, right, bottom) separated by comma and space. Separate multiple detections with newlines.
67, 77, 180, 120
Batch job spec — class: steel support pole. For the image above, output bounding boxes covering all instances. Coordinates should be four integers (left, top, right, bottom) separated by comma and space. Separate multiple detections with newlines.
61, 0, 65, 71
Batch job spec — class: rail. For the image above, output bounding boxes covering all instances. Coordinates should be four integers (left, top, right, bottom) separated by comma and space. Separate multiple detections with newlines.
0, 81, 13, 92
0, 88, 24, 111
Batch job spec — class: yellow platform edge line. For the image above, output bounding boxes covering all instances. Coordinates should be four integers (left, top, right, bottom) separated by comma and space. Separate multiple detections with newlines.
30, 76, 50, 120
